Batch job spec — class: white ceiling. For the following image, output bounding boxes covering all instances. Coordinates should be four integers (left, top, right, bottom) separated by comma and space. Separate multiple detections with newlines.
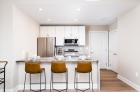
15, 0, 140, 25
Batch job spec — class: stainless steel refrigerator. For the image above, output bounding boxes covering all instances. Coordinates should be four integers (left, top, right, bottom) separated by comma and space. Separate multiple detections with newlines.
37, 37, 56, 57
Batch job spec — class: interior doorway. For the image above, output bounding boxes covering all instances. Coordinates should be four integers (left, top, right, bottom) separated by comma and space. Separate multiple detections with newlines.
89, 31, 108, 69
109, 29, 118, 73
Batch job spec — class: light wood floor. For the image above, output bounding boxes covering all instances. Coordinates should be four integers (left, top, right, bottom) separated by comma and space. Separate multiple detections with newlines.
100, 69, 137, 91
18, 69, 138, 92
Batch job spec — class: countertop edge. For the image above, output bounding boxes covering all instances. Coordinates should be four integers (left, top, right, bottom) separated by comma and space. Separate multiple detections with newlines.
16, 59, 99, 62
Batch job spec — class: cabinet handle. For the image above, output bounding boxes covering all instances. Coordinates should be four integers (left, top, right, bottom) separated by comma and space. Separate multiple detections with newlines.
114, 53, 117, 55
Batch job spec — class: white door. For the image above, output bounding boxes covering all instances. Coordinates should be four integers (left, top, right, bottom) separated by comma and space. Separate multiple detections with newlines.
89, 31, 108, 69
109, 29, 117, 73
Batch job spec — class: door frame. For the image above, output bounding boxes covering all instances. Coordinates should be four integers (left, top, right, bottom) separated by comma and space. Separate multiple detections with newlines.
89, 31, 109, 69
109, 29, 118, 72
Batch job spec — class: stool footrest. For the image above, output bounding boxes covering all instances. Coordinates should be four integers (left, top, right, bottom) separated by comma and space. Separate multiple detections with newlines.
30, 88, 46, 92
52, 88, 67, 92
0, 78, 4, 84
30, 82, 46, 84
75, 82, 89, 83
75, 88, 90, 92
53, 82, 67, 83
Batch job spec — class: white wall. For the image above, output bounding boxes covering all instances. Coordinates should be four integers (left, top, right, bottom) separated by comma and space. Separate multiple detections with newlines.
109, 21, 118, 31
0, 0, 14, 89
118, 4, 140, 86
13, 5, 40, 88
0, 1, 40, 90
85, 25, 109, 55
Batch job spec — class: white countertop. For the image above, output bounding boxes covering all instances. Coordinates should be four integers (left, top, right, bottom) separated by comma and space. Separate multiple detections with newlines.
16, 57, 98, 62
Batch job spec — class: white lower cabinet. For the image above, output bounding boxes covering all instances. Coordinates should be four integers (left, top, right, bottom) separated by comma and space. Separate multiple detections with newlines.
56, 26, 64, 45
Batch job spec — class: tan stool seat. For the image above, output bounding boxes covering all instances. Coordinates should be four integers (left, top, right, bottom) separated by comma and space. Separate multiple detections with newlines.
51, 62, 67, 73
23, 62, 46, 92
74, 61, 94, 92
76, 62, 92, 73
50, 61, 68, 92
25, 62, 44, 74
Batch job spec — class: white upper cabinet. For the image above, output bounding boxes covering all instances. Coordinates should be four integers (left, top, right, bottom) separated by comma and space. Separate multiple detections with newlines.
78, 26, 85, 45
40, 26, 48, 37
64, 26, 79, 38
47, 26, 55, 37
40, 26, 85, 46
64, 26, 71, 37
71, 26, 79, 38
40, 26, 55, 37
56, 26, 64, 45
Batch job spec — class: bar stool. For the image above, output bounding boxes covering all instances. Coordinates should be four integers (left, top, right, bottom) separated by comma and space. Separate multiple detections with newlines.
0, 61, 8, 92
74, 61, 93, 92
50, 61, 68, 92
23, 62, 46, 92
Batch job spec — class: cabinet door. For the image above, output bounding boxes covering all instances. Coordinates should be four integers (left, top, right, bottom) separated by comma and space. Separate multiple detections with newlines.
40, 26, 48, 37
64, 26, 71, 37
47, 26, 56, 37
78, 26, 85, 45
56, 26, 64, 45
72, 26, 79, 38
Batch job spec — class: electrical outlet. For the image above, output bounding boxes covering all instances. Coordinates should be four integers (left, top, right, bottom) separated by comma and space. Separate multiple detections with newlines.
135, 72, 138, 77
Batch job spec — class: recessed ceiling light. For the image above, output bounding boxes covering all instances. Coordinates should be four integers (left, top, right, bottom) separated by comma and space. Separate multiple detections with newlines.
85, 0, 100, 1
77, 8, 80, 11
74, 19, 77, 21
47, 19, 50, 21
39, 8, 42, 11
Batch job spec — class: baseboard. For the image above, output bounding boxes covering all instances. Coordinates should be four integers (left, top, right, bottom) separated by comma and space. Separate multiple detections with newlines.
13, 85, 19, 92
0, 85, 18, 92
107, 67, 111, 70
18, 84, 97, 90
1, 84, 97, 92
117, 75, 140, 91
0, 89, 13, 92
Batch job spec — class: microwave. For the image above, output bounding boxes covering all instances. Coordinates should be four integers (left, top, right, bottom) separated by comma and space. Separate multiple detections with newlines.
64, 38, 78, 46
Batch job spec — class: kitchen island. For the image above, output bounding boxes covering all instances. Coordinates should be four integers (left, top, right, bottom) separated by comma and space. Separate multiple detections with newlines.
16, 57, 100, 90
